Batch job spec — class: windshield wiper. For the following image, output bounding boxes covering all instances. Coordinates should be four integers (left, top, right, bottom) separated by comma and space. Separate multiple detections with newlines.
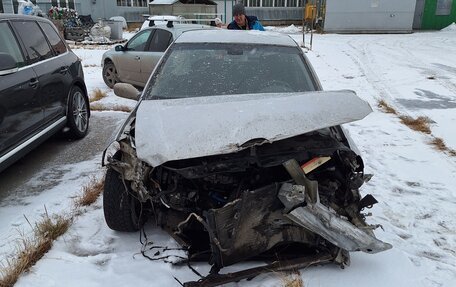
150, 95, 181, 100
150, 95, 172, 100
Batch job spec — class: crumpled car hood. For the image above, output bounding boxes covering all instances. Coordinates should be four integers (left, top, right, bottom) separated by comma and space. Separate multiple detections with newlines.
135, 90, 372, 166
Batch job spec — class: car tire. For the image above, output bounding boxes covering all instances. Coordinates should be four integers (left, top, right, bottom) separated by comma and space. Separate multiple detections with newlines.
66, 86, 89, 139
103, 61, 119, 88
103, 154, 146, 232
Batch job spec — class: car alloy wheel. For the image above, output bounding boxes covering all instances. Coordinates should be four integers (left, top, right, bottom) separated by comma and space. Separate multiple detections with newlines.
103, 62, 119, 88
67, 86, 89, 138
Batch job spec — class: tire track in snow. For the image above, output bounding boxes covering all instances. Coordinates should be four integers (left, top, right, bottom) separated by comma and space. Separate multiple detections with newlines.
337, 39, 456, 284
395, 40, 456, 95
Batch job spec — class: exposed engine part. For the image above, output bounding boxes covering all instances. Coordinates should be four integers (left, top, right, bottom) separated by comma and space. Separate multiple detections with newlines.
108, 129, 391, 277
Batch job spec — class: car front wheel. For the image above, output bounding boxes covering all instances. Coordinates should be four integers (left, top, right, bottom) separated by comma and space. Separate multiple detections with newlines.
103, 160, 146, 232
103, 62, 119, 88
67, 86, 89, 139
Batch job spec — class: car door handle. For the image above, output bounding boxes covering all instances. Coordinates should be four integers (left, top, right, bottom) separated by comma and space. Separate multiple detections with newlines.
59, 66, 69, 74
29, 78, 39, 88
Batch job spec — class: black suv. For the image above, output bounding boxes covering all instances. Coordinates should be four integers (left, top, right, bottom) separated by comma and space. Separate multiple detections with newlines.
0, 14, 90, 172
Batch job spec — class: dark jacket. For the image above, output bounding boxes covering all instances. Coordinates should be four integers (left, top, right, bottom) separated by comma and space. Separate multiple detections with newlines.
227, 16, 265, 31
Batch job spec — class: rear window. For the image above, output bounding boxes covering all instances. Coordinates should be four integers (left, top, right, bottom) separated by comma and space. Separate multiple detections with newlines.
144, 43, 316, 100
39, 22, 67, 55
11, 20, 53, 63
148, 29, 172, 52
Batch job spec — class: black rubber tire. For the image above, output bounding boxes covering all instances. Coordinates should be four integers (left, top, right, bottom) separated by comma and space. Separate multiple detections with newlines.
102, 61, 119, 88
66, 86, 89, 139
103, 163, 145, 232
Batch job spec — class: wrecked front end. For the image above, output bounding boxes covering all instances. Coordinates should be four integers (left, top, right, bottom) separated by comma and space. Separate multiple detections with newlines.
103, 91, 391, 285
105, 125, 391, 269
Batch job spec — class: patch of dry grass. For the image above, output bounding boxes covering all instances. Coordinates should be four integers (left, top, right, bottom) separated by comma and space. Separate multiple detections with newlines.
33, 213, 72, 241
377, 100, 398, 114
0, 238, 52, 287
430, 137, 456, 156
0, 212, 71, 287
90, 88, 107, 103
0, 176, 105, 286
430, 137, 447, 152
90, 102, 132, 112
75, 176, 105, 207
378, 100, 431, 134
399, 115, 432, 134
377, 100, 455, 157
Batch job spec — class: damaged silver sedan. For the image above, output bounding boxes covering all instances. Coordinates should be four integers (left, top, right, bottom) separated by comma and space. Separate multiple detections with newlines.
102, 30, 391, 285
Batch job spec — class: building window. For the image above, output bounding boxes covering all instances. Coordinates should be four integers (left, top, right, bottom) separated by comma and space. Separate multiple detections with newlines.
0, 1, 4, 13
262, 0, 273, 7
243, 0, 303, 7
13, 0, 19, 13
117, 0, 148, 6
436, 0, 453, 16
250, 0, 260, 7
50, 0, 74, 8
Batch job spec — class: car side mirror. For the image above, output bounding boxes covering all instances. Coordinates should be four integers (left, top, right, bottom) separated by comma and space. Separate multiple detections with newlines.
113, 83, 140, 101
114, 45, 125, 52
0, 53, 19, 76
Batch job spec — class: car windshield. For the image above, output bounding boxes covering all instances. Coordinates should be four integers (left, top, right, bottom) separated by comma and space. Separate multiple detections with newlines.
143, 43, 316, 100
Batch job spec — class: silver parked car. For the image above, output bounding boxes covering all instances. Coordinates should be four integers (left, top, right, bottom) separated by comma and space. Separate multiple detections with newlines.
102, 30, 391, 285
101, 23, 211, 88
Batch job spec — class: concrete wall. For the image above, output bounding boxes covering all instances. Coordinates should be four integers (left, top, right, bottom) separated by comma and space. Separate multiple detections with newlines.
246, 7, 303, 25
324, 0, 417, 33
78, 1, 148, 22
2, 1, 13, 13
149, 3, 217, 18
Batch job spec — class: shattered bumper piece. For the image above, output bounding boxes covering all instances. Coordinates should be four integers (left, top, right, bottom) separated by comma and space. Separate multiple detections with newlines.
183, 251, 336, 287
279, 182, 392, 253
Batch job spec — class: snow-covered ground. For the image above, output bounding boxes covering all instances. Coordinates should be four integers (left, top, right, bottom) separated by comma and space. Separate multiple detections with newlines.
1, 26, 456, 287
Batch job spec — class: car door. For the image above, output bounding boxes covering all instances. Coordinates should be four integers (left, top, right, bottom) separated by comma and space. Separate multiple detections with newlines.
37, 21, 73, 122
0, 21, 41, 155
140, 28, 173, 84
115, 29, 153, 86
11, 20, 65, 126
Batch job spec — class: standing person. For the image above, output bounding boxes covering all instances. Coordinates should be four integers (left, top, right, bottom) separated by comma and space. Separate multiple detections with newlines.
227, 3, 265, 31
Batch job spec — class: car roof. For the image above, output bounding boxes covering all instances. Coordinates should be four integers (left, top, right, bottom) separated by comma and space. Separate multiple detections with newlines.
147, 15, 185, 21
142, 23, 213, 33
0, 13, 50, 22
175, 30, 299, 47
